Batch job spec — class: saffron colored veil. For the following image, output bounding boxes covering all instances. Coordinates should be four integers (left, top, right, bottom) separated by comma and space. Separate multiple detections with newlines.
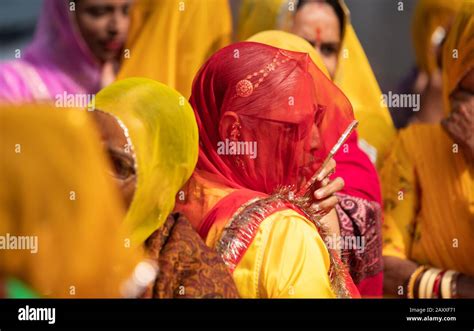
190, 42, 354, 194
94, 78, 199, 245
413, 0, 463, 75
117, 0, 232, 99
442, 1, 474, 116
0, 105, 141, 298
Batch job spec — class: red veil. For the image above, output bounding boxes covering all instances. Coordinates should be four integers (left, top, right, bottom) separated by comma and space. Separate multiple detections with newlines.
186, 42, 359, 297
190, 42, 354, 194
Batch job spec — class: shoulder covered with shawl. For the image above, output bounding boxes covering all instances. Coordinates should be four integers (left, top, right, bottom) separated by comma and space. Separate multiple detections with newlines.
142, 213, 239, 298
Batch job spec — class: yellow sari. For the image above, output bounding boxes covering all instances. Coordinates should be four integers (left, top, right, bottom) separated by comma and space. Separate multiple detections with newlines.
412, 0, 463, 74
94, 78, 199, 245
0, 105, 141, 297
237, 0, 395, 168
382, 2, 474, 276
332, 1, 395, 168
118, 0, 232, 99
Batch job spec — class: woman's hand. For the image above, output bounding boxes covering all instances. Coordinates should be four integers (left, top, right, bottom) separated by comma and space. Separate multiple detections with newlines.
310, 158, 345, 214
442, 97, 474, 163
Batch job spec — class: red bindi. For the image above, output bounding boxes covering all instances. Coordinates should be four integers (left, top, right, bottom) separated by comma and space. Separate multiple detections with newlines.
315, 27, 322, 44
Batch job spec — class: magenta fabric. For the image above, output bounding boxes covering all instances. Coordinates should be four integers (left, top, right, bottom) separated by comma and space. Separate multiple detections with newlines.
0, 0, 101, 102
332, 130, 382, 205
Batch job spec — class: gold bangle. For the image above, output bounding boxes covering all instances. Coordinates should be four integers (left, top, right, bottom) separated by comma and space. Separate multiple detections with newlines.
407, 265, 426, 298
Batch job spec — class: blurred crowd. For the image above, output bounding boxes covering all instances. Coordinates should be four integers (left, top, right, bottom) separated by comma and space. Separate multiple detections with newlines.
0, 0, 472, 299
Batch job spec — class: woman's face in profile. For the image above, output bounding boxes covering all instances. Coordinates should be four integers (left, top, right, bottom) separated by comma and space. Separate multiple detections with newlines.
91, 110, 137, 209
291, 2, 341, 79
74, 0, 132, 63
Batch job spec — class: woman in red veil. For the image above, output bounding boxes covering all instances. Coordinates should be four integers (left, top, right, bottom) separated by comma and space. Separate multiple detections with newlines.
177, 41, 359, 298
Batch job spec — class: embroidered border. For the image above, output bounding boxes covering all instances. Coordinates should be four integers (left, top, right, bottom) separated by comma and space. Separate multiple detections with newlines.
216, 188, 352, 298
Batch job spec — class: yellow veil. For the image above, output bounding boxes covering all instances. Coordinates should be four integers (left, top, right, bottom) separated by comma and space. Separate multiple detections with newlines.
237, 0, 395, 167
118, 0, 232, 99
331, 1, 395, 168
237, 0, 288, 41
94, 78, 199, 245
442, 1, 474, 116
247, 30, 330, 78
0, 105, 141, 298
412, 0, 463, 74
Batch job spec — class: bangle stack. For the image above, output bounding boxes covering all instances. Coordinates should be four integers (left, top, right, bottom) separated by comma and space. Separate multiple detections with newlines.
407, 266, 460, 299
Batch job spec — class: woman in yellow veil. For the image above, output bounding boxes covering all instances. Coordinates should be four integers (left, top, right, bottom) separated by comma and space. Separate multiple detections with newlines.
237, 0, 395, 168
91, 78, 239, 298
0, 104, 142, 298
396, 0, 463, 126
381, 2, 474, 298
117, 0, 232, 99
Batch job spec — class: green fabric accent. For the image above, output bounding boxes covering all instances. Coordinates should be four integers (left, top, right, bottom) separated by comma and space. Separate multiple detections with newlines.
6, 278, 39, 298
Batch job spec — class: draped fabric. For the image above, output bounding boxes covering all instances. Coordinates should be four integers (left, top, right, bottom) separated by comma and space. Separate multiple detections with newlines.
190, 41, 354, 194
246, 30, 381, 203
0, 0, 101, 102
441, 0, 474, 116
117, 0, 232, 99
381, 125, 474, 276
237, 0, 289, 42
177, 41, 358, 298
382, 3, 474, 275
178, 176, 359, 298
336, 193, 383, 297
329, 1, 395, 168
0, 105, 141, 297
236, 0, 287, 41
197, 187, 357, 298
412, 0, 463, 75
246, 29, 384, 296
247, 30, 330, 78
95, 78, 240, 298
94, 78, 199, 245
236, 0, 395, 168
142, 213, 239, 298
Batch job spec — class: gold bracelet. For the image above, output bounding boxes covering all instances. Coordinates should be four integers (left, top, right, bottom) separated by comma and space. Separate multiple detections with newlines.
407, 265, 426, 298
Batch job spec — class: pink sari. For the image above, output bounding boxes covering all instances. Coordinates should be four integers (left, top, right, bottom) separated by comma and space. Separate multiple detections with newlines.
0, 0, 101, 102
